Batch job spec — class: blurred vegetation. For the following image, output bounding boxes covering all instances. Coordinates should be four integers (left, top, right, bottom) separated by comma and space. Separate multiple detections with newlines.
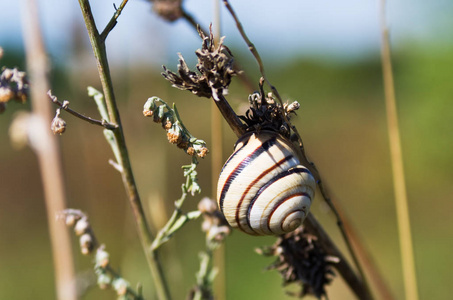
0, 40, 451, 300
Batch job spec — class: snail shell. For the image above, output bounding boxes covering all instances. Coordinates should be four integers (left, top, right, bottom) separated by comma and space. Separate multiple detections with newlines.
217, 130, 316, 235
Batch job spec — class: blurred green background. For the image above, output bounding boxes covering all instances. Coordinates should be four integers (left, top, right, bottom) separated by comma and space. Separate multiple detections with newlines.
1, 1, 452, 299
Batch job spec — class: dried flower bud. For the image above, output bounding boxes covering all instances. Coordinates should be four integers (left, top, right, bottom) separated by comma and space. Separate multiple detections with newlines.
167, 124, 182, 144
286, 101, 300, 113
1, 68, 13, 81
74, 218, 89, 236
176, 138, 189, 149
65, 214, 77, 227
0, 87, 14, 103
143, 97, 156, 117
96, 247, 110, 268
163, 120, 172, 130
198, 197, 218, 214
80, 233, 94, 255
202, 219, 212, 232
197, 146, 208, 158
207, 225, 230, 242
186, 146, 195, 156
97, 273, 111, 289
51, 115, 66, 135
112, 278, 128, 296
143, 109, 153, 117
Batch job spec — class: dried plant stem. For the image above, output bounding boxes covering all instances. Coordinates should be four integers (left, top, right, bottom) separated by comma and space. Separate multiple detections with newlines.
77, 1, 171, 299
304, 215, 371, 300
215, 94, 247, 136
301, 164, 374, 299
20, 0, 76, 299
380, 1, 419, 299
211, 4, 227, 300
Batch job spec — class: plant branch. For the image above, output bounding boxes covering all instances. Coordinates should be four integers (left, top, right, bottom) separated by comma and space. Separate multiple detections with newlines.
77, 1, 171, 299
151, 158, 202, 251
100, 0, 129, 41
215, 94, 247, 136
47, 90, 118, 129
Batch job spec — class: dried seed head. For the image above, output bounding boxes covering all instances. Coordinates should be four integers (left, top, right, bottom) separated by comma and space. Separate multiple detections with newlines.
51, 114, 66, 135
257, 227, 337, 298
162, 26, 238, 100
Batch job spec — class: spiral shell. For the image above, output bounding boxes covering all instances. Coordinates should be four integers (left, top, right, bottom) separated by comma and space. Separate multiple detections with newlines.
217, 131, 316, 235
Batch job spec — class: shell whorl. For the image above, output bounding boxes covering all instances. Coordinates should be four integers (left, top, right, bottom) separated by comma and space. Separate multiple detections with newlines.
217, 131, 316, 235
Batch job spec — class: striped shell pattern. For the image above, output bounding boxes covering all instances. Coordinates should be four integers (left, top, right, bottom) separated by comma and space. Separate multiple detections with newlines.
217, 131, 316, 235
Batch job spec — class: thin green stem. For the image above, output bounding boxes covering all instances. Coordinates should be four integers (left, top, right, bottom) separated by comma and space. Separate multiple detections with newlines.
151, 159, 201, 251
100, 0, 129, 41
77, 1, 171, 299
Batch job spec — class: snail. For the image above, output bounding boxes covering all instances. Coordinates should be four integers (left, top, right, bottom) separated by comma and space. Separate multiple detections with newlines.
217, 130, 316, 236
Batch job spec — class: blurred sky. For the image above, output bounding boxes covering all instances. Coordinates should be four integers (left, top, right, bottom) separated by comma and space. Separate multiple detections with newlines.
1, 0, 452, 67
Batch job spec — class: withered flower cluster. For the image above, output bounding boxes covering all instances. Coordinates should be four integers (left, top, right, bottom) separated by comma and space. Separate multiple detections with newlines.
59, 209, 98, 255
256, 227, 338, 299
0, 59, 29, 113
144, 96, 208, 158
240, 85, 300, 138
59, 209, 138, 298
162, 26, 238, 101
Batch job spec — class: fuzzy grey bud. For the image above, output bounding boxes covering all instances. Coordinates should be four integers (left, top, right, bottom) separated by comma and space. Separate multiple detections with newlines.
74, 218, 89, 236
198, 197, 217, 214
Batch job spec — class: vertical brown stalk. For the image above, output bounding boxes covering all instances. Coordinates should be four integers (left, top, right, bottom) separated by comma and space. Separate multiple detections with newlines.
211, 3, 227, 300
20, 0, 77, 299
380, 1, 419, 299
